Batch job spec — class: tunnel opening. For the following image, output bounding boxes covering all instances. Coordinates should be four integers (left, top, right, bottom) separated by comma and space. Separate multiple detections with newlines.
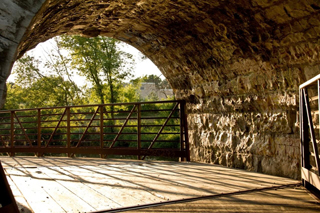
3, 33, 183, 161
7, 35, 173, 108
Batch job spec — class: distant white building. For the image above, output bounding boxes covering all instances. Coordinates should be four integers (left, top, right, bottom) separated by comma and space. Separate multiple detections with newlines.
139, 82, 174, 100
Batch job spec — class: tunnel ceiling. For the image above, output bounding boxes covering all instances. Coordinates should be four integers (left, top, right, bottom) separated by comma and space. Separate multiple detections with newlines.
17, 0, 320, 97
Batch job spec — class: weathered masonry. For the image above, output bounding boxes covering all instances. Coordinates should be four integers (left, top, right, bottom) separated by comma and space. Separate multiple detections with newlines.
1, 0, 320, 179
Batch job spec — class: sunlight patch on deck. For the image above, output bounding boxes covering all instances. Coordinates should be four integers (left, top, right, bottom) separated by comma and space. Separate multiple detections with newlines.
0, 157, 315, 213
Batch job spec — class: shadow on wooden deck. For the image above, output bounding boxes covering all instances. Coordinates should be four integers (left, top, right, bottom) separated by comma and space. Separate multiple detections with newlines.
0, 156, 319, 213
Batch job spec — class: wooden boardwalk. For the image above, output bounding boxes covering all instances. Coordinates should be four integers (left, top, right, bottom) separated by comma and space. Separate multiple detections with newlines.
0, 156, 319, 213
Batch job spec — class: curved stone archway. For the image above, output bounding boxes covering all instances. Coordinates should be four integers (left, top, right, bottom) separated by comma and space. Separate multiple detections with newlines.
1, 0, 320, 178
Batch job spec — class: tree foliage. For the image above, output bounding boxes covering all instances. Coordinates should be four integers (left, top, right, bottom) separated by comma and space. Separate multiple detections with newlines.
6, 53, 84, 109
5, 35, 173, 110
59, 35, 134, 105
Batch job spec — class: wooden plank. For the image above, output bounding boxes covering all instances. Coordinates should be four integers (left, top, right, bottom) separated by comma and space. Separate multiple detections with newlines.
5, 159, 104, 212
5, 173, 33, 213
140, 162, 297, 186
47, 159, 166, 205
8, 173, 65, 213
61, 165, 162, 206
0, 157, 309, 213
301, 167, 320, 190
38, 158, 139, 208
42, 166, 118, 210
115, 162, 293, 199
24, 167, 95, 213
103, 166, 218, 200
85, 164, 183, 201
125, 186, 320, 213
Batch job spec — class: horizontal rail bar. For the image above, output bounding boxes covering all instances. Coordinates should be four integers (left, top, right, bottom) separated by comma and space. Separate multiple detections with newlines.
0, 100, 183, 113
0, 140, 181, 144
300, 74, 320, 89
140, 109, 180, 112
10, 115, 37, 118
38, 117, 180, 123
3, 124, 180, 129
0, 147, 185, 157
41, 113, 69, 116
70, 112, 101, 115
101, 139, 180, 142
310, 96, 319, 101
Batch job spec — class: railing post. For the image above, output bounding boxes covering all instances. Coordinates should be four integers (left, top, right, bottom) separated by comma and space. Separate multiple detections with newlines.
300, 88, 303, 173
181, 100, 190, 161
67, 107, 71, 157
37, 109, 42, 157
303, 88, 320, 174
10, 111, 14, 157
137, 104, 141, 160
179, 101, 184, 161
300, 88, 310, 172
100, 106, 104, 158
318, 80, 320, 141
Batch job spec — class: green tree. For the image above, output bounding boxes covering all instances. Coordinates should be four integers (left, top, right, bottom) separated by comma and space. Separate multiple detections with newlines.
5, 83, 24, 109
5, 76, 84, 109
6, 53, 84, 109
59, 35, 134, 107
118, 82, 141, 103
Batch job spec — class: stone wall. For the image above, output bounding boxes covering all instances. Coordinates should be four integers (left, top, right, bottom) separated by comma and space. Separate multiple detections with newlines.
1, 0, 320, 179
0, 0, 46, 107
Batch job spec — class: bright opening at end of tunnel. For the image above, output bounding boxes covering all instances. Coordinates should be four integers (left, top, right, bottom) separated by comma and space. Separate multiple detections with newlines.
8, 36, 164, 86
6, 35, 173, 109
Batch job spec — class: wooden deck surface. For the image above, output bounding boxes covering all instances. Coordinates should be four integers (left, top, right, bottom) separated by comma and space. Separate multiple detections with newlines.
0, 156, 319, 213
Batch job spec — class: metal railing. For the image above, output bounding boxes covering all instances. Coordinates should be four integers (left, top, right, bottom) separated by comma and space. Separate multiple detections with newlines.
300, 74, 320, 191
0, 100, 190, 161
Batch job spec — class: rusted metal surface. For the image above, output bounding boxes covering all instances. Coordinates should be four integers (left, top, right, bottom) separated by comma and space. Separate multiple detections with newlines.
0, 101, 189, 160
300, 74, 320, 192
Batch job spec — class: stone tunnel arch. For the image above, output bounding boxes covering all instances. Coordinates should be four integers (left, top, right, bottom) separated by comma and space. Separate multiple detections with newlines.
1, 0, 320, 179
